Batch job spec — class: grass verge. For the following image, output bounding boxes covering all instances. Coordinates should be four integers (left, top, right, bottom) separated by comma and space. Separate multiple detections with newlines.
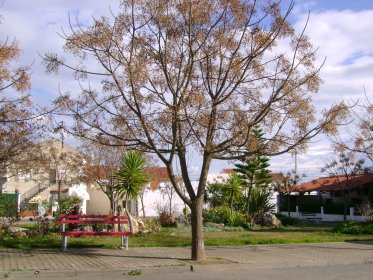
1, 225, 373, 249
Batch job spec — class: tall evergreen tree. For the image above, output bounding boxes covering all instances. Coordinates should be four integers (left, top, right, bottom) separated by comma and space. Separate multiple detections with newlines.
234, 126, 272, 219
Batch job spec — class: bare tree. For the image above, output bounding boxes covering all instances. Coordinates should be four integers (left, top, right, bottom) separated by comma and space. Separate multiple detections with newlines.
38, 140, 87, 205
44, 0, 347, 260
338, 94, 373, 162
273, 170, 302, 217
321, 150, 365, 221
160, 182, 178, 216
82, 142, 124, 214
0, 13, 48, 192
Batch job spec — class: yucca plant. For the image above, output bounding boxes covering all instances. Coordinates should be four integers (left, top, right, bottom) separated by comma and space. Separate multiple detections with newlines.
223, 174, 243, 209
114, 151, 149, 202
248, 188, 275, 225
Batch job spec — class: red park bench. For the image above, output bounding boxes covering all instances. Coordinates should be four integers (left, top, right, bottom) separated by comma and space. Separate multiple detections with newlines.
56, 214, 132, 250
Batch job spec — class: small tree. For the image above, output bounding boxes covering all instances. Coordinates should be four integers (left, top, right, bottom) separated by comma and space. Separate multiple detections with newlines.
160, 182, 178, 216
357, 202, 373, 222
114, 151, 149, 213
39, 140, 86, 205
83, 142, 124, 214
321, 151, 364, 221
223, 174, 243, 209
273, 170, 301, 217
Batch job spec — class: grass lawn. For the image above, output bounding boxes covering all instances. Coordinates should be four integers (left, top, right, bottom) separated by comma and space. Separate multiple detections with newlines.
1, 224, 373, 249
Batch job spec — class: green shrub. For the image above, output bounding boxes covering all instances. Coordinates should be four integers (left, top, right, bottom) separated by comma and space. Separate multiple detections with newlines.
275, 213, 300, 226
203, 222, 245, 232
332, 220, 373, 234
143, 218, 161, 232
57, 196, 83, 215
363, 223, 373, 234
0, 195, 19, 226
35, 216, 56, 235
203, 206, 245, 227
247, 188, 275, 225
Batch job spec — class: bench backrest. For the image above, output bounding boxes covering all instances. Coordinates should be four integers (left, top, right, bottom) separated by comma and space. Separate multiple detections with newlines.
56, 214, 129, 225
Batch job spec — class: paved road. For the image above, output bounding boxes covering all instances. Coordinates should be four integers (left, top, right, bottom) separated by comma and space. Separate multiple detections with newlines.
1, 242, 373, 279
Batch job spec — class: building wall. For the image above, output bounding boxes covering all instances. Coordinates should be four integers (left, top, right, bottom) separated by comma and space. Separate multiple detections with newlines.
86, 183, 111, 215
140, 186, 186, 217
2, 139, 84, 200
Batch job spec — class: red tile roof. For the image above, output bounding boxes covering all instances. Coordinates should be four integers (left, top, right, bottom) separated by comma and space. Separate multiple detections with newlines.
296, 174, 373, 192
86, 166, 171, 189
146, 167, 170, 189
221, 169, 284, 182
222, 169, 235, 174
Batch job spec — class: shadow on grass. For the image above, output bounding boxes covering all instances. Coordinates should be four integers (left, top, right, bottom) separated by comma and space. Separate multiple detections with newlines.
0, 236, 108, 249
345, 240, 373, 246
248, 226, 334, 233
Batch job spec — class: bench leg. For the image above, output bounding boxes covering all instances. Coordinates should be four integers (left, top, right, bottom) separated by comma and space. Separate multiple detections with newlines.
121, 236, 129, 250
62, 236, 68, 251
61, 223, 68, 250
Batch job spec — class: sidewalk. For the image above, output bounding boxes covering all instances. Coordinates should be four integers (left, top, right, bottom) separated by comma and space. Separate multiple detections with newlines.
1, 241, 373, 278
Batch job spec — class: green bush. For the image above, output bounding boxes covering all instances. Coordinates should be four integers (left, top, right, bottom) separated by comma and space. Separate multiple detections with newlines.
333, 220, 373, 234
143, 218, 161, 232
203, 222, 245, 232
35, 216, 55, 235
203, 206, 245, 227
275, 213, 300, 226
247, 188, 275, 225
0, 195, 19, 226
57, 195, 83, 215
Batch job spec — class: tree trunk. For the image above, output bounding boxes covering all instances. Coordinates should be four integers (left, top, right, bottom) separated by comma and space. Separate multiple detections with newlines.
57, 180, 62, 205
245, 186, 253, 222
190, 197, 205, 261
287, 194, 291, 217
140, 194, 146, 218
343, 191, 348, 221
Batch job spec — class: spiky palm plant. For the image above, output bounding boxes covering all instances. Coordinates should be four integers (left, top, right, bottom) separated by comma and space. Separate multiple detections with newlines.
114, 151, 149, 203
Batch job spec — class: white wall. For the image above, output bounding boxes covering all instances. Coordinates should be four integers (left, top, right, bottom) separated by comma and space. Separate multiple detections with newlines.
140, 187, 187, 217
280, 209, 370, 222
68, 183, 90, 214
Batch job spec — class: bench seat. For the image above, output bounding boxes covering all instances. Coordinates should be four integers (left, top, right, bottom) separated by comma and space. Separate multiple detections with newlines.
57, 214, 132, 250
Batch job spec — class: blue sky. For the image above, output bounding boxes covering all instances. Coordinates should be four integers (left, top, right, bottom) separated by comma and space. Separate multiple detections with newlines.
1, 0, 373, 179
298, 0, 373, 12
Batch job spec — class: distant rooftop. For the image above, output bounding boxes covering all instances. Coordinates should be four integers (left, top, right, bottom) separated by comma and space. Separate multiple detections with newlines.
296, 174, 373, 192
